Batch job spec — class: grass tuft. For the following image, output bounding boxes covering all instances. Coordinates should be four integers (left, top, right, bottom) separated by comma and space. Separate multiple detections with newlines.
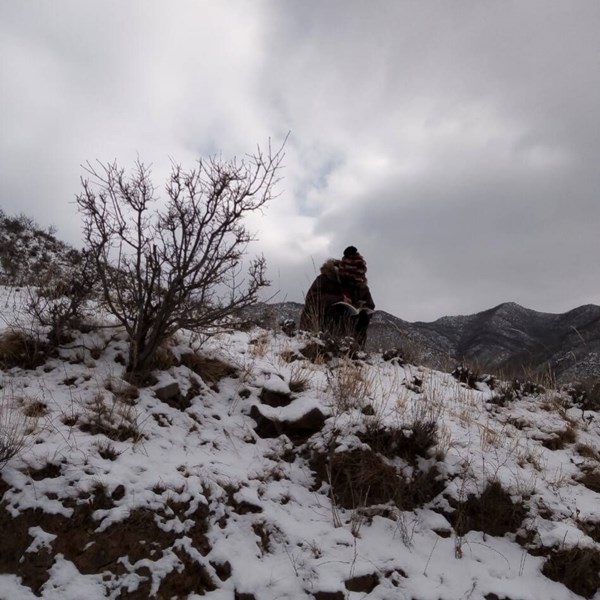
542, 546, 600, 598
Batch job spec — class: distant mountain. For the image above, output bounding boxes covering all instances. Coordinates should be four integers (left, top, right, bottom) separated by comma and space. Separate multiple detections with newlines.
244, 301, 600, 381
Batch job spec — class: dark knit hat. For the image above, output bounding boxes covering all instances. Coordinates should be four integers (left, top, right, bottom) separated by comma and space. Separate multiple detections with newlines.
339, 246, 367, 283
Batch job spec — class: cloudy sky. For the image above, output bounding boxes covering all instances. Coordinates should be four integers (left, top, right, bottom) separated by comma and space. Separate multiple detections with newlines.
2, 1, 600, 321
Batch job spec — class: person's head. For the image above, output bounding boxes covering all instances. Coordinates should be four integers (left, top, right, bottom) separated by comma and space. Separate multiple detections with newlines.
339, 246, 367, 285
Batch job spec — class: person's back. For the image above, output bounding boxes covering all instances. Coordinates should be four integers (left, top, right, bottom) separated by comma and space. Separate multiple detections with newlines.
300, 246, 375, 347
299, 258, 342, 331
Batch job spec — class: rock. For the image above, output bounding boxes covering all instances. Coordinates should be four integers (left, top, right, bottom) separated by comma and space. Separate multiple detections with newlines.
154, 381, 180, 402
250, 405, 326, 442
250, 405, 280, 439
313, 592, 345, 600
285, 407, 326, 439
345, 573, 379, 593
210, 560, 231, 581
260, 388, 293, 408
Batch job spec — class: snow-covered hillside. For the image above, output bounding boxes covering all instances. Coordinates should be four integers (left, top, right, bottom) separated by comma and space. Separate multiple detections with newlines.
0, 212, 81, 286
1, 285, 600, 600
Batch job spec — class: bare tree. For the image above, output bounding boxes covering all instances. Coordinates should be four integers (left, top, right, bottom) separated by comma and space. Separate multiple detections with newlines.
76, 142, 284, 382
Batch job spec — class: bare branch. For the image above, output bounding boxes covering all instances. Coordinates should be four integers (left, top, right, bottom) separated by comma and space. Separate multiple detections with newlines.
76, 140, 285, 381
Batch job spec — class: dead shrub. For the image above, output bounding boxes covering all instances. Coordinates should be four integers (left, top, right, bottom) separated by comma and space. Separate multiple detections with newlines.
451, 480, 527, 537
0, 329, 50, 370
152, 344, 178, 371
78, 392, 143, 443
96, 440, 120, 461
26, 251, 98, 346
21, 398, 48, 418
288, 362, 312, 394
327, 360, 374, 413
542, 546, 600, 598
311, 448, 443, 511
359, 419, 438, 463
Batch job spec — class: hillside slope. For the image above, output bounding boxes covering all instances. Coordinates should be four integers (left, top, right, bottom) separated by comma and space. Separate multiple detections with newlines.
0, 212, 81, 286
1, 286, 600, 599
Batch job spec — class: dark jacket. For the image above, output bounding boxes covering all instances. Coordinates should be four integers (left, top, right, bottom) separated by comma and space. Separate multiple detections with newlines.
299, 259, 375, 331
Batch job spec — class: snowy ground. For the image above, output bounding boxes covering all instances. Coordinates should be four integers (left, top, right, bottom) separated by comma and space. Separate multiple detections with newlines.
1, 285, 599, 600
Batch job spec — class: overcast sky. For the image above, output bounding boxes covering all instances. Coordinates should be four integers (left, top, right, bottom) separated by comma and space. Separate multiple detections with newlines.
2, 1, 600, 321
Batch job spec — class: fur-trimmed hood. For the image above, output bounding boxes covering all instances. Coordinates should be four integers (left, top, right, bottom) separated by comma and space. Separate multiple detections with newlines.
320, 258, 369, 286
319, 258, 340, 281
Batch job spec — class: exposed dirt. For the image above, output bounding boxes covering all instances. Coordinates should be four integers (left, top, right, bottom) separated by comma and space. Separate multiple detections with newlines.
0, 484, 214, 598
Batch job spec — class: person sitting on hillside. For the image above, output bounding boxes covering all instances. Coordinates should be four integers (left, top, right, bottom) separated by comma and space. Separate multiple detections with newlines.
299, 246, 375, 348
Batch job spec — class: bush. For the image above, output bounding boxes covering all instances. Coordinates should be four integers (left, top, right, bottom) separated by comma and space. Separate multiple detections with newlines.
311, 447, 442, 511
542, 546, 600, 598
0, 330, 50, 370
76, 143, 285, 382
359, 419, 438, 463
27, 251, 97, 345
451, 480, 527, 537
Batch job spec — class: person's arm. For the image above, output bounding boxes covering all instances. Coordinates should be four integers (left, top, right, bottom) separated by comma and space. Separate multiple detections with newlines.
357, 285, 375, 310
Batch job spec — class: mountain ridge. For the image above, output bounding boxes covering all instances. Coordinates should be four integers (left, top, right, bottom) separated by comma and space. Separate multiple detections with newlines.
246, 300, 600, 381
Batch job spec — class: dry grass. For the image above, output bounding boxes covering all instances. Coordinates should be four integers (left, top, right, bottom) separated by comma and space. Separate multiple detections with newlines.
0, 392, 34, 470
180, 352, 238, 385
77, 391, 143, 443
314, 447, 443, 513
451, 480, 528, 537
359, 416, 439, 463
152, 344, 178, 371
576, 443, 600, 461
96, 439, 120, 461
287, 362, 313, 394
541, 425, 577, 450
104, 376, 139, 404
248, 332, 271, 358
20, 397, 48, 418
542, 546, 600, 598
327, 359, 375, 413
0, 329, 50, 370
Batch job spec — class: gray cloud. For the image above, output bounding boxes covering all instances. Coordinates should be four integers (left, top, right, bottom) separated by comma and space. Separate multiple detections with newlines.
2, 0, 600, 320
